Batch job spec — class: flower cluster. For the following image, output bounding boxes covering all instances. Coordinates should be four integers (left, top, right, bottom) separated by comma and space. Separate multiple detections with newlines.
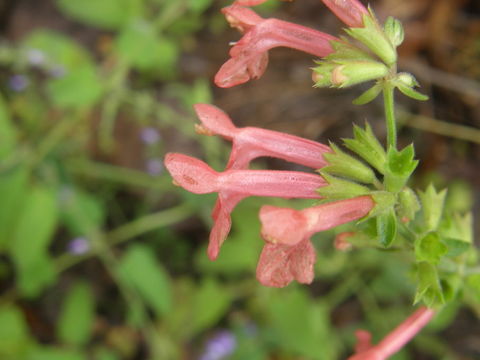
165, 0, 438, 358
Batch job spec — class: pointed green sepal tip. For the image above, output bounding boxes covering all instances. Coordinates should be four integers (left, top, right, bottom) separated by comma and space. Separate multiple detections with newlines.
393, 73, 429, 101
353, 83, 382, 105
384, 144, 418, 193
418, 184, 447, 232
322, 142, 378, 185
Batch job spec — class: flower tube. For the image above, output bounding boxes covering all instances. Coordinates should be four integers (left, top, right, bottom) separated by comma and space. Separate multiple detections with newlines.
164, 153, 325, 259
215, 4, 338, 87
256, 196, 375, 287
349, 307, 435, 360
194, 103, 331, 170
320, 0, 368, 28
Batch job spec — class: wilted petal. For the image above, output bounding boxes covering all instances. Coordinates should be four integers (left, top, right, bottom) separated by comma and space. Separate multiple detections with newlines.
321, 0, 368, 28
194, 104, 331, 170
349, 307, 435, 360
256, 240, 316, 287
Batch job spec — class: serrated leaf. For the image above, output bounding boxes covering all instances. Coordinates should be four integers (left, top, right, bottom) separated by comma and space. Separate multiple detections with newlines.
57, 282, 95, 346
419, 184, 447, 232
396, 83, 429, 101
352, 83, 382, 105
414, 232, 447, 265
316, 173, 370, 200
322, 143, 377, 184
376, 209, 397, 247
118, 245, 172, 318
56, 0, 143, 30
343, 123, 386, 173
414, 262, 445, 308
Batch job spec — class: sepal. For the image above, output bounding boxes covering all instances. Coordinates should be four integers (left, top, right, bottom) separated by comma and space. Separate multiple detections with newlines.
384, 16, 404, 47
384, 144, 418, 193
322, 142, 378, 184
397, 187, 420, 222
418, 184, 447, 232
316, 173, 370, 200
352, 83, 382, 105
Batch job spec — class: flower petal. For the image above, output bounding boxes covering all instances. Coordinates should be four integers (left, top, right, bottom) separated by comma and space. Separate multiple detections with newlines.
321, 0, 368, 28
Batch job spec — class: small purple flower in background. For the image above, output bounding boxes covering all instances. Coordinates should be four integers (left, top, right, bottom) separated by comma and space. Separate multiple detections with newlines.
67, 237, 90, 255
140, 127, 161, 145
146, 158, 164, 176
26, 48, 46, 66
199, 331, 237, 360
8, 74, 29, 92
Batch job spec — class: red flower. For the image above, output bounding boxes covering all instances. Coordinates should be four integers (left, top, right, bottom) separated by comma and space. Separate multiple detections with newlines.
257, 196, 374, 287
349, 307, 435, 359
164, 153, 326, 260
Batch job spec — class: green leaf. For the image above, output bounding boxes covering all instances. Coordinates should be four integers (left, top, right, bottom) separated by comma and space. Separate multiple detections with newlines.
343, 123, 386, 173
47, 64, 103, 109
265, 289, 338, 359
397, 187, 420, 222
396, 83, 429, 101
0, 166, 29, 249
118, 245, 172, 317
189, 278, 232, 337
376, 209, 397, 247
316, 173, 370, 200
0, 94, 17, 159
352, 83, 382, 105
345, 11, 396, 66
414, 262, 445, 308
9, 186, 59, 297
28, 347, 86, 360
22, 30, 93, 71
384, 145, 418, 193
466, 274, 480, 302
414, 232, 447, 265
419, 184, 447, 232
94, 348, 120, 360
56, 0, 143, 30
322, 143, 378, 184
60, 188, 105, 236
57, 282, 95, 346
441, 238, 470, 257
187, 0, 213, 13
0, 305, 31, 358
115, 20, 178, 75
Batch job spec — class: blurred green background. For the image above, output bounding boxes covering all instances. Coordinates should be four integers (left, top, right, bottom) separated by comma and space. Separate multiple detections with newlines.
0, 0, 479, 359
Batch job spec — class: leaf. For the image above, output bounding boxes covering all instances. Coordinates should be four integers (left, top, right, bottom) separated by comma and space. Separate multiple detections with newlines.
115, 20, 178, 75
414, 262, 445, 308
47, 64, 103, 109
322, 143, 377, 184
0, 166, 29, 249
0, 94, 17, 159
187, 0, 213, 13
28, 347, 86, 360
418, 184, 447, 232
56, 0, 143, 30
414, 232, 447, 265
189, 278, 232, 337
343, 123, 386, 173
22, 30, 93, 71
442, 238, 470, 257
118, 245, 172, 317
396, 83, 429, 101
9, 186, 59, 297
0, 305, 31, 358
57, 282, 95, 346
376, 209, 397, 247
352, 83, 382, 105
466, 274, 480, 302
60, 188, 105, 236
384, 145, 418, 193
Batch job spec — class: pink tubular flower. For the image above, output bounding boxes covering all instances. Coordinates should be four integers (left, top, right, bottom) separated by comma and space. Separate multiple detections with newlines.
194, 103, 331, 170
215, 4, 338, 87
349, 307, 435, 360
320, 0, 368, 28
256, 196, 375, 287
164, 153, 325, 260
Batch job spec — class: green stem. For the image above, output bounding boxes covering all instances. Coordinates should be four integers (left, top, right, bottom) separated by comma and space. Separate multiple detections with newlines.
55, 204, 194, 272
383, 82, 397, 150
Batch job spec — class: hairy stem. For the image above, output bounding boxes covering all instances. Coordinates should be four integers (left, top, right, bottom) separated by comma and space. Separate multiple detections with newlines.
383, 82, 397, 150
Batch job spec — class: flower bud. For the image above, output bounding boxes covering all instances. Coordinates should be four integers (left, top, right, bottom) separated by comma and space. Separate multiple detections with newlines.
384, 16, 405, 47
